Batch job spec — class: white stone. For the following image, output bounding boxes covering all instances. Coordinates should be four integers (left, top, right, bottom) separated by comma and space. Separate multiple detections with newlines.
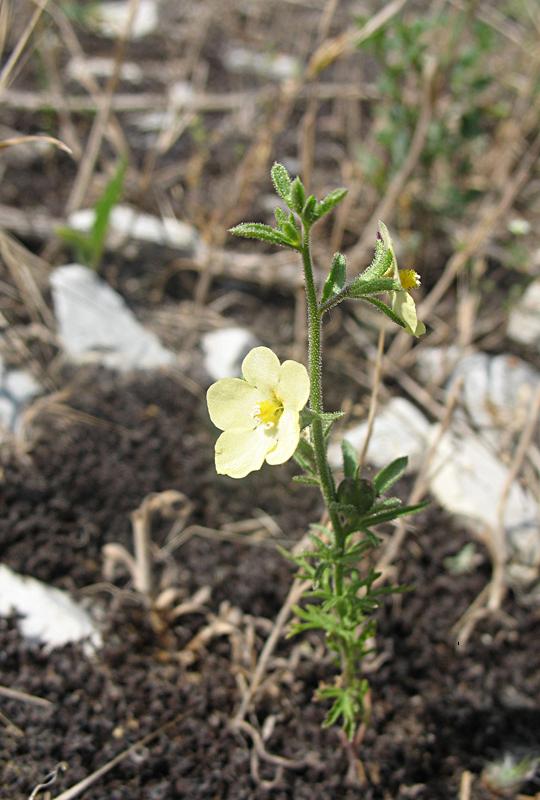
68, 204, 198, 253
223, 47, 300, 80
507, 280, 540, 346
0, 357, 40, 432
168, 81, 195, 107
328, 397, 430, 470
202, 327, 259, 380
415, 345, 462, 386
448, 352, 540, 444
508, 217, 531, 236
0, 565, 101, 651
90, 0, 159, 39
50, 264, 176, 371
67, 56, 143, 84
428, 429, 540, 586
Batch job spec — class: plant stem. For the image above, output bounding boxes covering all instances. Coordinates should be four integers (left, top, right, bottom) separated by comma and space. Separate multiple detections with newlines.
301, 226, 345, 594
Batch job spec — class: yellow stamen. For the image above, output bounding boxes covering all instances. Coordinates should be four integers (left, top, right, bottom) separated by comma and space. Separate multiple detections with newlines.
399, 269, 421, 291
256, 397, 283, 426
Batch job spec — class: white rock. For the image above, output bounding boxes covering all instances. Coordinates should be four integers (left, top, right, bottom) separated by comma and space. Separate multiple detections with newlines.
0, 357, 40, 432
223, 47, 300, 80
328, 397, 430, 470
448, 352, 540, 444
415, 345, 462, 386
89, 0, 159, 39
0, 565, 101, 651
507, 280, 540, 346
68, 204, 198, 253
67, 56, 143, 84
428, 429, 540, 586
51, 264, 176, 371
168, 80, 195, 107
202, 327, 259, 380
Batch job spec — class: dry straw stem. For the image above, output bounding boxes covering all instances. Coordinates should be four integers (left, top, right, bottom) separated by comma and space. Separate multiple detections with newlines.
64, 0, 141, 215
103, 490, 192, 601
357, 328, 385, 472
47, 5, 128, 156
0, 707, 24, 737
488, 387, 540, 611
306, 0, 408, 78
0, 0, 49, 93
0, 684, 52, 708
0, 133, 71, 154
50, 713, 190, 800
233, 571, 311, 724
452, 388, 540, 647
386, 106, 540, 370
459, 770, 473, 800
0, 231, 54, 326
376, 376, 464, 577
346, 54, 437, 271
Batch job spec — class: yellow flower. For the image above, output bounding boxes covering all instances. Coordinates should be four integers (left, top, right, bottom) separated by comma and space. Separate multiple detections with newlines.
206, 346, 310, 479
378, 221, 426, 337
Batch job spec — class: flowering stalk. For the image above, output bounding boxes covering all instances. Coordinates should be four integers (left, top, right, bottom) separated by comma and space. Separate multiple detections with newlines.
211, 162, 428, 740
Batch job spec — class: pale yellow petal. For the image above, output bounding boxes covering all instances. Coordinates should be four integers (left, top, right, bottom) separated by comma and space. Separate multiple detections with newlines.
391, 291, 425, 337
276, 360, 310, 411
207, 379, 261, 431
215, 426, 273, 478
265, 409, 300, 465
242, 346, 280, 391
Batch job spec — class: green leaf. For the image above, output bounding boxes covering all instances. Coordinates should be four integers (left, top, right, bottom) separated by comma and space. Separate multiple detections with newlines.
271, 162, 292, 202
337, 478, 375, 514
364, 297, 407, 328
302, 194, 317, 224
57, 157, 126, 271
229, 222, 298, 249
321, 252, 347, 304
56, 226, 92, 264
314, 188, 348, 221
360, 238, 394, 280
89, 157, 126, 270
281, 220, 301, 246
341, 439, 358, 479
359, 500, 428, 527
373, 456, 408, 495
274, 206, 288, 227
347, 276, 400, 297
289, 176, 306, 213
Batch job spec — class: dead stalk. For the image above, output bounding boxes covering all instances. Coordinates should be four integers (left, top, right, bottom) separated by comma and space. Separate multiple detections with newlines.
0, 0, 49, 93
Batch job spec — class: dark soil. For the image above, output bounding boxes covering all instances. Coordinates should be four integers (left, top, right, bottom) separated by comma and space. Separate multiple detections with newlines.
1, 366, 540, 800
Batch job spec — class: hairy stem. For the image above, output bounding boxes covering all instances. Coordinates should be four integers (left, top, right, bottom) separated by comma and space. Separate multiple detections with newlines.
301, 226, 345, 594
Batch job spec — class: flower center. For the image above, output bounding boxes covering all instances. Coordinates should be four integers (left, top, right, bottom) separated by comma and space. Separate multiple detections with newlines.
398, 269, 421, 291
256, 396, 283, 427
